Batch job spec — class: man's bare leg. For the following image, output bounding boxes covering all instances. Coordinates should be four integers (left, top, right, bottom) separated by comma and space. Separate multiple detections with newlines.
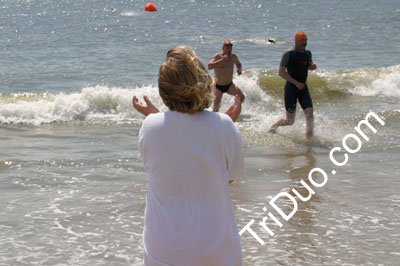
304, 107, 314, 139
227, 83, 245, 103
213, 89, 223, 112
269, 112, 296, 133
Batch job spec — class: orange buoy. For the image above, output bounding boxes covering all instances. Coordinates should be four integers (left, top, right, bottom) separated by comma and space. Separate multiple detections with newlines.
145, 2, 157, 12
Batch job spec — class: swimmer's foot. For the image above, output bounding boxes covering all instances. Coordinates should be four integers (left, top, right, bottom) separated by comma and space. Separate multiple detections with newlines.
269, 127, 277, 134
306, 130, 313, 139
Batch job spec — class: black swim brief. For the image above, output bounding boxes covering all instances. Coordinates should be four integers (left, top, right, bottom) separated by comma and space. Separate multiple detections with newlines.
216, 82, 233, 93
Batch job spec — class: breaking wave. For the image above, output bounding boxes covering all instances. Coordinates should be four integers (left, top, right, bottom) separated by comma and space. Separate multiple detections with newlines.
1, 65, 398, 126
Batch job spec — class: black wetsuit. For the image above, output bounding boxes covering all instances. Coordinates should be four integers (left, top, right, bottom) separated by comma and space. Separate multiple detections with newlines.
280, 49, 313, 113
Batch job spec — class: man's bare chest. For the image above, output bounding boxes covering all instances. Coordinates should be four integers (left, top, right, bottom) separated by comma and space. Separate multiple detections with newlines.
218, 55, 234, 69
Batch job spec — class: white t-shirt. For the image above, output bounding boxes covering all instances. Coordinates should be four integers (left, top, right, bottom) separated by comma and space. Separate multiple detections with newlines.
139, 110, 245, 266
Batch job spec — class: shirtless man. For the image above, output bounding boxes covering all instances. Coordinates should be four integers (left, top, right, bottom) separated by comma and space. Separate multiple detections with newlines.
208, 40, 245, 112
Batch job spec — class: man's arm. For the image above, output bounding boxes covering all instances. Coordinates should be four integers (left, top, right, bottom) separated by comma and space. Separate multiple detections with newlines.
278, 65, 305, 89
234, 54, 242, 75
308, 62, 317, 70
208, 53, 224, 70
307, 51, 316, 70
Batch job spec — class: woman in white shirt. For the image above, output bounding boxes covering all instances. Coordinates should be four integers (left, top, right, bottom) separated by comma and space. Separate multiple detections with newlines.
133, 46, 245, 266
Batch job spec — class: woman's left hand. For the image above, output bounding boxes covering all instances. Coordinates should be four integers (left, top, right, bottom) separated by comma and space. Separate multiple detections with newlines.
132, 96, 160, 116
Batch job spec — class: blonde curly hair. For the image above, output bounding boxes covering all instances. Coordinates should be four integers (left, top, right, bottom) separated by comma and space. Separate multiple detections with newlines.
158, 46, 215, 114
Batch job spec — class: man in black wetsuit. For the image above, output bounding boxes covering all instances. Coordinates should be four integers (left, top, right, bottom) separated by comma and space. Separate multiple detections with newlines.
270, 31, 317, 138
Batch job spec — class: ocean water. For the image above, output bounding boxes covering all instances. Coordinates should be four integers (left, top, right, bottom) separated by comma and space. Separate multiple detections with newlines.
1, 0, 399, 265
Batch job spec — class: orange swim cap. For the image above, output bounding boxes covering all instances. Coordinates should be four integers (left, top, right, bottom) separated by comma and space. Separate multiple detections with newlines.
295, 31, 307, 40
223, 40, 232, 46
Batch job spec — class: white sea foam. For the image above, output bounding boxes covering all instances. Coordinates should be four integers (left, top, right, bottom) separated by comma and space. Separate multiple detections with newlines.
349, 65, 400, 97
0, 85, 162, 125
317, 65, 400, 98
120, 11, 139, 17
1, 65, 397, 132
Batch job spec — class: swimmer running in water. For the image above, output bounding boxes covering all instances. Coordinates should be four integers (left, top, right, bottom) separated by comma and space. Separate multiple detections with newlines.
208, 40, 245, 112
270, 31, 317, 138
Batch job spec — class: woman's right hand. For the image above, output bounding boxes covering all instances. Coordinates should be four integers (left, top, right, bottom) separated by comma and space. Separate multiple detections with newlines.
224, 95, 242, 122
